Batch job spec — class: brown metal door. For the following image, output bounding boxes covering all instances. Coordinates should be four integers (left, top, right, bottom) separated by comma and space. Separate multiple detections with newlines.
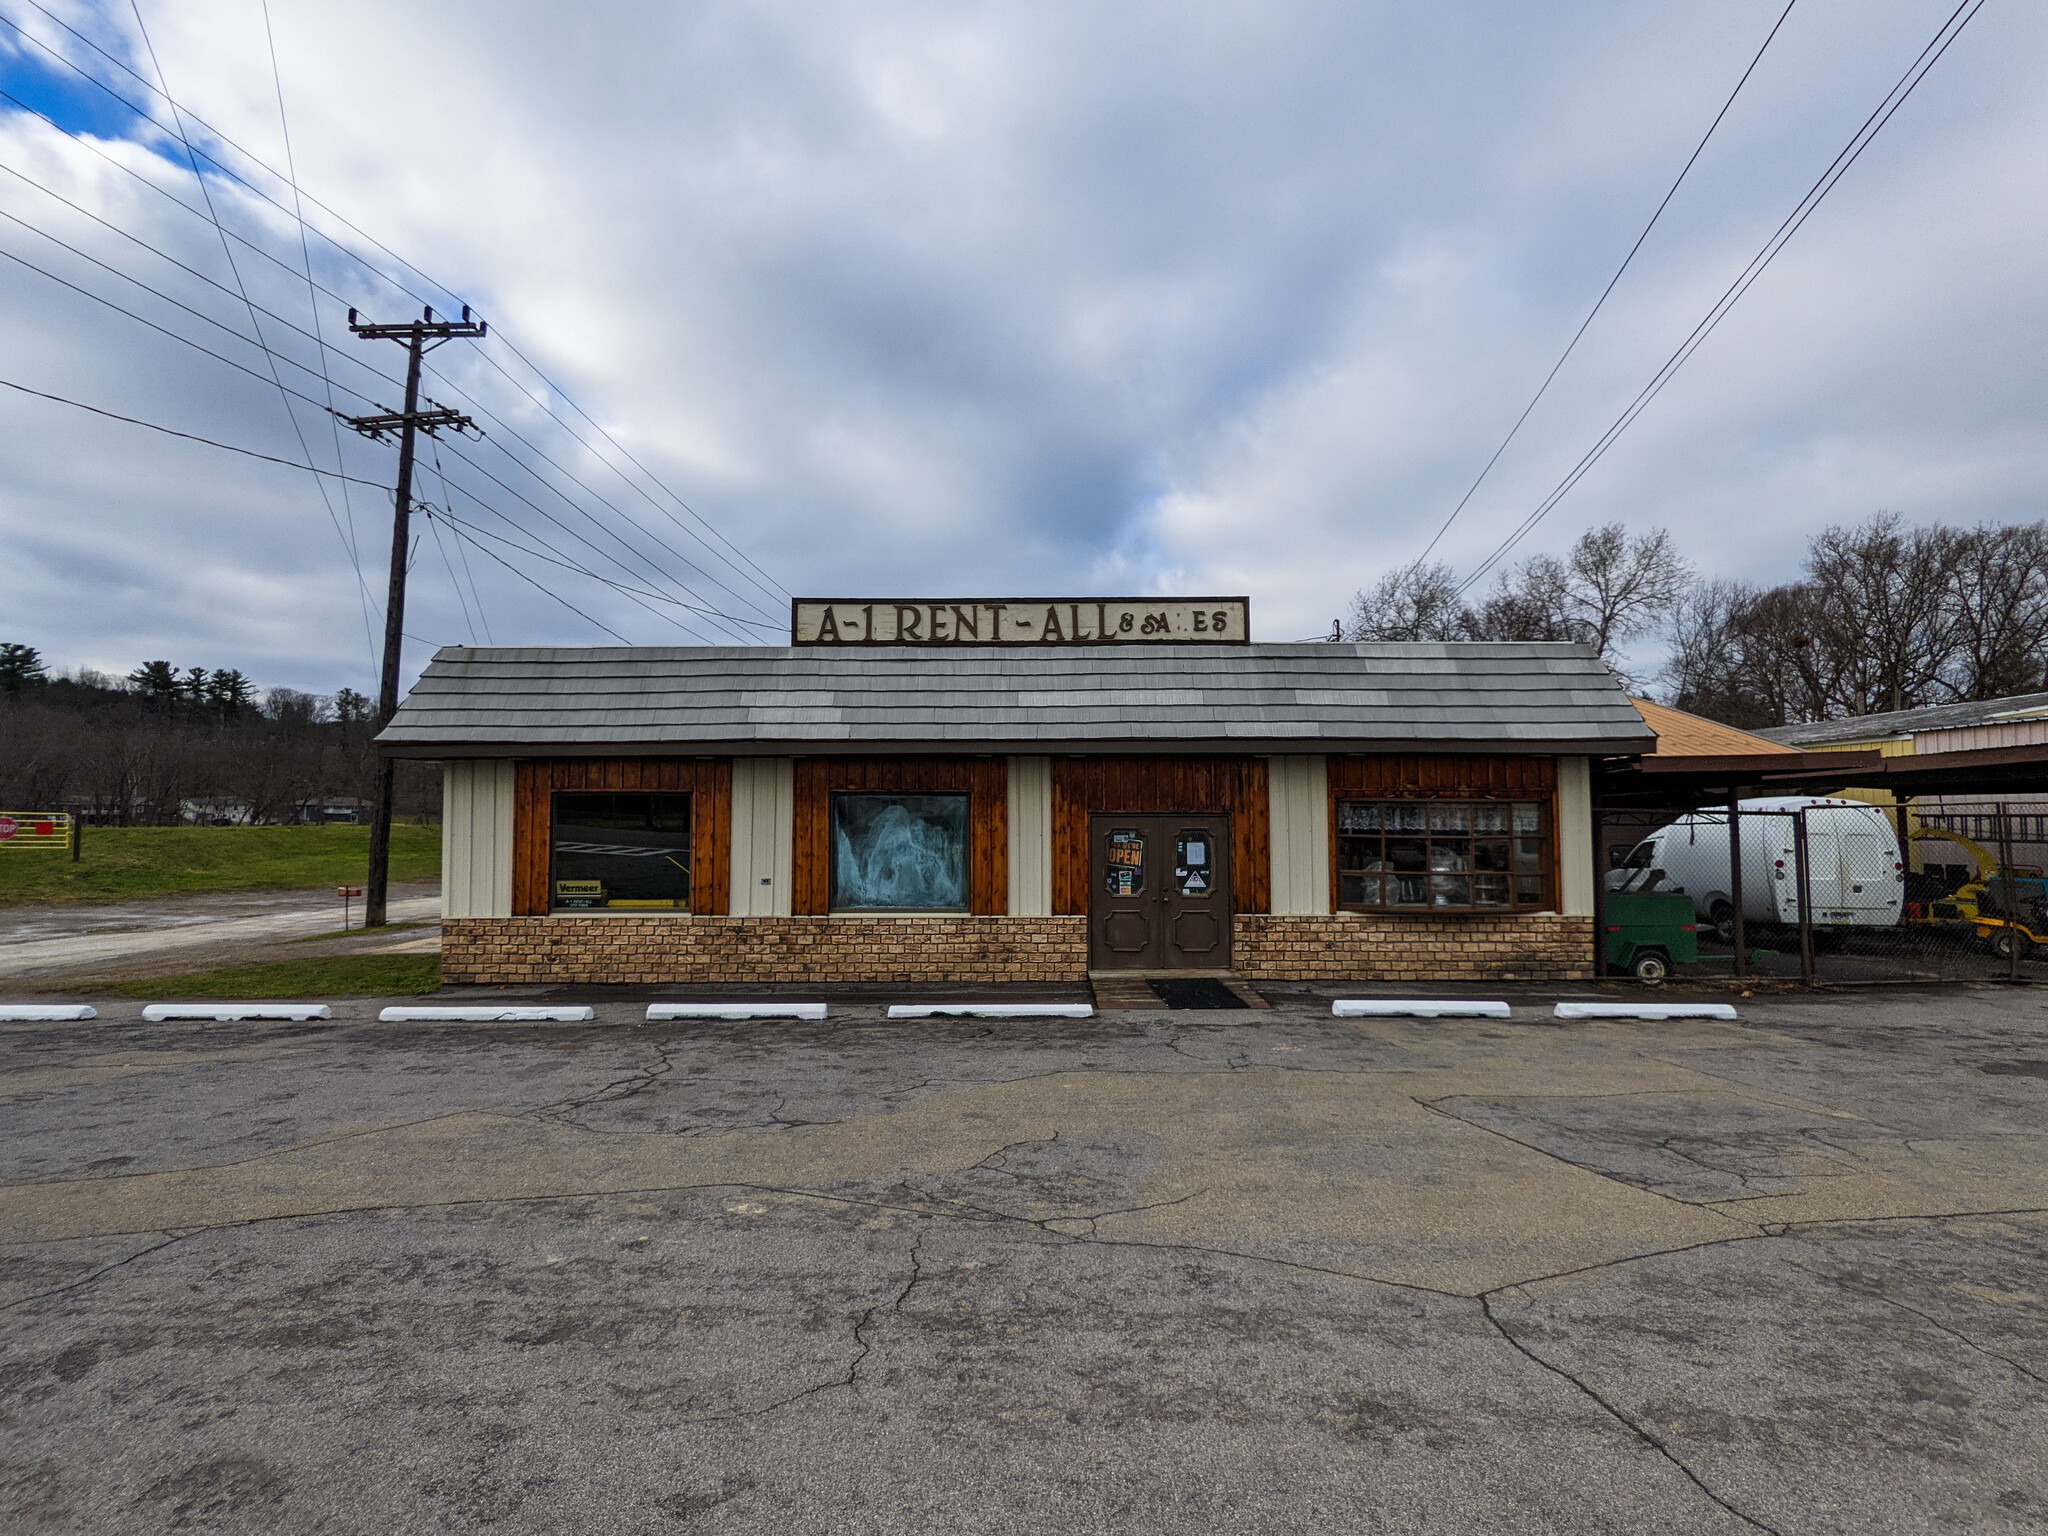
1089, 814, 1231, 971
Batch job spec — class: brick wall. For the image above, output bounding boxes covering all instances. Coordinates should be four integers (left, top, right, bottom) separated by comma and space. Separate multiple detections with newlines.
1233, 912, 1594, 982
441, 915, 1090, 985
442, 912, 1593, 984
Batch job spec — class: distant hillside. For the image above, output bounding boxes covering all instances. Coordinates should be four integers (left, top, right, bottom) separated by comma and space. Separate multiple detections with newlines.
0, 644, 436, 825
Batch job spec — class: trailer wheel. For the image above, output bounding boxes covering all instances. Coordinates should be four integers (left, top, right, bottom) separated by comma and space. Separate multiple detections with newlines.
1992, 928, 2034, 962
1709, 902, 1736, 945
1630, 949, 1670, 983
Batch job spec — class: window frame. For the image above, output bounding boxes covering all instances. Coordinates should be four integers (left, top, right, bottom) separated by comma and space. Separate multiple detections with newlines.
827, 789, 974, 915
546, 789, 695, 915
1333, 795, 1554, 914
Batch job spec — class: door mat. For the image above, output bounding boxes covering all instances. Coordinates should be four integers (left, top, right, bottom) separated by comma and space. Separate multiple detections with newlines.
1150, 977, 1250, 1010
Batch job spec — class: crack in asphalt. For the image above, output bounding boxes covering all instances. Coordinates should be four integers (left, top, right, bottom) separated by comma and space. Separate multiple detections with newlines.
1478, 1290, 1786, 1535
676, 1228, 932, 1424
1411, 1095, 1772, 1221
1775, 1255, 2048, 1388
0, 1229, 191, 1313
535, 1039, 685, 1121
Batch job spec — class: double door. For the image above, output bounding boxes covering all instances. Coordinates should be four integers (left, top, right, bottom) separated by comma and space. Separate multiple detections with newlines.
1089, 814, 1231, 971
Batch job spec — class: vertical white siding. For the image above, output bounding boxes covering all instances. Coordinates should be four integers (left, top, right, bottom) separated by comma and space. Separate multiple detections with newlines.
1007, 756, 1053, 916
1266, 755, 1330, 915
442, 759, 514, 919
1557, 755, 1594, 917
729, 757, 795, 916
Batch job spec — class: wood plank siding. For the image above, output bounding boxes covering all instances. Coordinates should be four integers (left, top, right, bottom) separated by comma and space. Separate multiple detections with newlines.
1050, 756, 1270, 916
1324, 754, 1558, 914
790, 757, 1009, 915
512, 759, 733, 916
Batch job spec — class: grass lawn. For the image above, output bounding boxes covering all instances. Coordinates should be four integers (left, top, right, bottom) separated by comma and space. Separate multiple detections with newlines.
110, 954, 442, 999
0, 824, 440, 905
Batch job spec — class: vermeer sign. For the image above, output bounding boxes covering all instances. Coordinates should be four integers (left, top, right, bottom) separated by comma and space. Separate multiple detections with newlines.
792, 598, 1250, 646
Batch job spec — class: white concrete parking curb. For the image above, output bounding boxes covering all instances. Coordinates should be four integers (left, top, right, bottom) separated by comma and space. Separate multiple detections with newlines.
141, 1003, 331, 1022
1333, 1000, 1511, 1019
0, 1004, 97, 1021
378, 1006, 595, 1023
887, 1003, 1095, 1020
1553, 1002, 1739, 1021
646, 1003, 828, 1021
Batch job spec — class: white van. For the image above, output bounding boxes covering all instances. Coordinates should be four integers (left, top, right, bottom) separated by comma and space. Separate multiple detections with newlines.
1609, 796, 1904, 940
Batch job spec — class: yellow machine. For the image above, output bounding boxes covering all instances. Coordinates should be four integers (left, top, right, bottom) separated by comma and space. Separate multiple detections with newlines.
1908, 822, 2048, 956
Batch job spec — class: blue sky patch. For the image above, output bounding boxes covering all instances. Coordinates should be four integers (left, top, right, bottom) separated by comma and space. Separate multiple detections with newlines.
0, 23, 150, 144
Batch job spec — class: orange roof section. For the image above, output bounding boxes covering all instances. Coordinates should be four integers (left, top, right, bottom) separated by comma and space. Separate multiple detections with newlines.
1631, 697, 1800, 759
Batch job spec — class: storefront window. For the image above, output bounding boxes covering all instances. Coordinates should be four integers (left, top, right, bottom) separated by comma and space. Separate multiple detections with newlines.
831, 793, 970, 911
1336, 799, 1548, 912
550, 792, 692, 911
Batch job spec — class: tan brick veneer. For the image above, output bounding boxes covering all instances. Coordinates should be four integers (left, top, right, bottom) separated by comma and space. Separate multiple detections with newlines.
1232, 912, 1594, 982
441, 916, 1090, 985
442, 912, 1594, 984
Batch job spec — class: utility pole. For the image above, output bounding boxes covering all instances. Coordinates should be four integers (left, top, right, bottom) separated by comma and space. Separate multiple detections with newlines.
343, 305, 485, 926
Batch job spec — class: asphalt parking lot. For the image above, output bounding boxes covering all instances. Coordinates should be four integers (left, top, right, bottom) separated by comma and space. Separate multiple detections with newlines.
3, 987, 2046, 1534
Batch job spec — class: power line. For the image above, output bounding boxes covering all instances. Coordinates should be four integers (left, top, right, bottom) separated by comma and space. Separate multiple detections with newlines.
128, 0, 373, 657
0, 2, 790, 619
0, 211, 383, 403
0, 158, 405, 396
421, 507, 478, 646
1406, 0, 1799, 575
262, 0, 377, 676
429, 439, 491, 643
0, 195, 756, 639
0, 374, 389, 484
0, 147, 762, 638
440, 519, 633, 644
0, 85, 782, 639
2, 2, 790, 616
1455, 0, 1990, 597
0, 239, 374, 413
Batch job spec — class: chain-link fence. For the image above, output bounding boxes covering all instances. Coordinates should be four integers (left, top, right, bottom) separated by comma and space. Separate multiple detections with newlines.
1600, 799, 2048, 984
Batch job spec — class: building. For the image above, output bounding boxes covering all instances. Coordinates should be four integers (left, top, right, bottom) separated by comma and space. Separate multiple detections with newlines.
1760, 692, 2048, 881
378, 634, 1656, 985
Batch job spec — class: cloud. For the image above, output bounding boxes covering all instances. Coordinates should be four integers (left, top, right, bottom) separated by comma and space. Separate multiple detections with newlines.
0, 0, 2041, 692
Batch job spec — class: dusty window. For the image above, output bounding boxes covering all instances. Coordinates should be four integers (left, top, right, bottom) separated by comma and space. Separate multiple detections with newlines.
1336, 800, 1549, 911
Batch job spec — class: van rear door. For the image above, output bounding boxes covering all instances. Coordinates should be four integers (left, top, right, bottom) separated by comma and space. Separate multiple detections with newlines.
1835, 829, 1898, 923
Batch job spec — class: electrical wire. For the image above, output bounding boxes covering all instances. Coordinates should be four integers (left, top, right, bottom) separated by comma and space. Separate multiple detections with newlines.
421, 508, 479, 645
1, 3, 790, 619
0, 191, 761, 640
0, 2, 790, 619
430, 439, 492, 643
128, 0, 378, 660
0, 140, 753, 639
262, 0, 377, 674
439, 520, 633, 644
0, 374, 389, 484
1454, 0, 1990, 597
1406, 0, 1799, 575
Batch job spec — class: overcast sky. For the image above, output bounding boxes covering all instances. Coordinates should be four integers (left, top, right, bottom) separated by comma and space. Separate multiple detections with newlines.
1, 0, 2041, 695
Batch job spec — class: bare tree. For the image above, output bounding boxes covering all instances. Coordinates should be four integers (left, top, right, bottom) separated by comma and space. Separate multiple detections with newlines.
1947, 521, 2048, 700
1802, 515, 1958, 715
1463, 525, 1690, 685
1345, 561, 1470, 641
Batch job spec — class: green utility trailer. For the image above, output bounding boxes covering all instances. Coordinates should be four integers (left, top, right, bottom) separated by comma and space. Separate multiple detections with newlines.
1603, 892, 1699, 981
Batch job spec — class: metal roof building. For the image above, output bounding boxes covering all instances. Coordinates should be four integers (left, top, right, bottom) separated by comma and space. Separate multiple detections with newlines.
384, 637, 1649, 987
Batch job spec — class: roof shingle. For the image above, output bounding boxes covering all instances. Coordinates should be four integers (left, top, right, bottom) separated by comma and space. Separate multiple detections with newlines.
378, 642, 1654, 756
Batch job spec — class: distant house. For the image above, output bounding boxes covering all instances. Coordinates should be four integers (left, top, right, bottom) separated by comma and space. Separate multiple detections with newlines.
297, 798, 366, 825
179, 797, 255, 826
